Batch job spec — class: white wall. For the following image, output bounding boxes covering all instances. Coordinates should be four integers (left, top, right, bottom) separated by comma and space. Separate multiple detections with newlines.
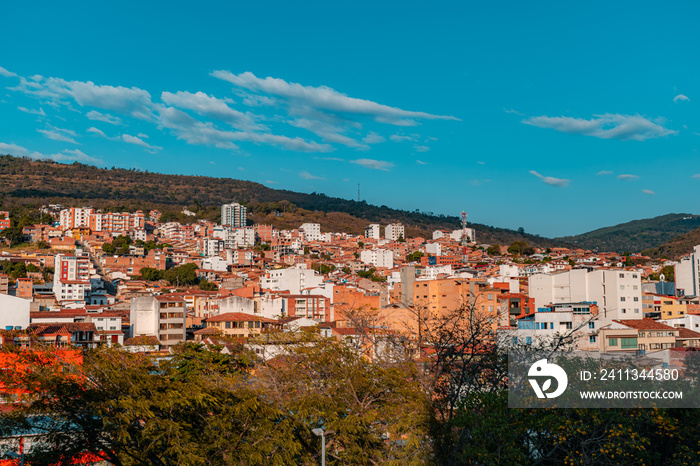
0, 294, 31, 329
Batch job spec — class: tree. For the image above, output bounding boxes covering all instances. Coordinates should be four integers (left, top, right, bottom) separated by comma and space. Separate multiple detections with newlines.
164, 263, 199, 286
406, 251, 424, 262
198, 279, 218, 291
102, 243, 116, 254
36, 240, 49, 249
486, 244, 501, 256
139, 267, 164, 281
0, 226, 24, 246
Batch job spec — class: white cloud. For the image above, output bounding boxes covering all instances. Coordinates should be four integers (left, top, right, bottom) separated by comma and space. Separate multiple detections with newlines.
390, 133, 417, 142
692, 174, 700, 179
524, 113, 678, 141
238, 166, 245, 171
0, 67, 17, 78
122, 134, 162, 153
362, 132, 385, 144
87, 127, 110, 138
11, 75, 154, 119
504, 108, 524, 115
674, 94, 690, 103
17, 106, 45, 116
477, 161, 485, 165
86, 110, 122, 125
416, 160, 427, 165
0, 142, 101, 164
597, 170, 613, 175
617, 174, 639, 181
413, 145, 430, 152
642, 189, 655, 195
137, 133, 149, 139
299, 170, 325, 180
351, 158, 394, 171
290, 118, 367, 149
161, 90, 263, 131
212, 70, 459, 126
37, 128, 79, 144
529, 170, 570, 187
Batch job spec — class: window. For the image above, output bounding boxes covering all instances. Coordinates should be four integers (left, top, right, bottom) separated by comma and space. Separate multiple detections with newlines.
633, 274, 638, 279
550, 323, 554, 329
620, 297, 626, 302
621, 338, 638, 349
488, 294, 493, 300
620, 285, 625, 290
619, 273, 625, 278
225, 322, 231, 329
512, 337, 518, 345
564, 322, 573, 330
633, 297, 639, 302
590, 336, 597, 343
621, 309, 626, 314
634, 309, 640, 314
588, 322, 595, 329
609, 338, 618, 346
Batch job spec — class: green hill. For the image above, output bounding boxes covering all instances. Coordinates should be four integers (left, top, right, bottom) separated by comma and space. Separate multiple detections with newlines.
556, 214, 700, 253
0, 154, 557, 247
643, 226, 700, 259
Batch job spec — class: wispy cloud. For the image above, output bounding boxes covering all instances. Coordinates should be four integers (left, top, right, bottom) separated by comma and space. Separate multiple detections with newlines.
18, 106, 45, 116
413, 145, 430, 152
161, 90, 263, 131
503, 108, 524, 115
87, 127, 110, 138
37, 127, 79, 144
524, 113, 678, 141
290, 118, 368, 149
211, 70, 459, 126
351, 158, 394, 171
674, 94, 690, 103
642, 189, 655, 195
617, 174, 639, 181
596, 170, 613, 175
0, 142, 101, 164
416, 160, 427, 165
529, 170, 570, 187
86, 110, 122, 125
362, 132, 385, 144
390, 133, 417, 142
0, 67, 17, 78
691, 174, 700, 179
122, 134, 162, 153
300, 170, 325, 180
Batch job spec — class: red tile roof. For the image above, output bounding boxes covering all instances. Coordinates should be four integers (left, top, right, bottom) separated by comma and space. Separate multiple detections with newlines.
615, 318, 676, 330
205, 312, 278, 323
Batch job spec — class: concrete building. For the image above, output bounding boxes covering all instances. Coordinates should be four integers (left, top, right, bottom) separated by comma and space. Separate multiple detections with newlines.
260, 264, 325, 295
59, 207, 93, 230
425, 242, 442, 256
0, 294, 31, 329
130, 295, 186, 349
359, 249, 394, 269
0, 211, 9, 231
300, 223, 321, 242
221, 202, 247, 228
675, 245, 700, 296
385, 223, 405, 241
529, 269, 643, 326
53, 253, 91, 303
365, 224, 381, 240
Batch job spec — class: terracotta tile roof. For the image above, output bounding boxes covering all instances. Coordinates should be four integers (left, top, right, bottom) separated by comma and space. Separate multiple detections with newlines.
614, 318, 676, 330
677, 328, 700, 339
124, 335, 160, 346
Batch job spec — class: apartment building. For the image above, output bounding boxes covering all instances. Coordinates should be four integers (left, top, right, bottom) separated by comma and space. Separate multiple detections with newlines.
365, 224, 381, 240
300, 223, 321, 242
359, 249, 394, 269
53, 253, 91, 303
221, 202, 247, 228
202, 312, 281, 339
130, 295, 186, 349
385, 223, 405, 241
529, 269, 643, 326
260, 263, 325, 295
281, 294, 331, 322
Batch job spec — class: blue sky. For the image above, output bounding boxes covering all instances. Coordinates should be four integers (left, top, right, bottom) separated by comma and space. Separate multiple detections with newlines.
1, 1, 699, 237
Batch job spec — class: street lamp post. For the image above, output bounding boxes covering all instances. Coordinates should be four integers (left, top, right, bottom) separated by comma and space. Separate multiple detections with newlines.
311, 428, 325, 466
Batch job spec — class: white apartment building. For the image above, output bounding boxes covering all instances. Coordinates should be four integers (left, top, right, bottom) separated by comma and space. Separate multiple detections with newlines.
529, 269, 643, 326
365, 224, 381, 240
385, 223, 405, 241
501, 302, 599, 351
425, 242, 442, 256
59, 207, 93, 230
130, 295, 186, 349
675, 245, 700, 296
300, 223, 321, 242
359, 249, 394, 269
53, 253, 91, 303
221, 202, 247, 228
449, 228, 476, 243
212, 226, 255, 248
260, 263, 324, 294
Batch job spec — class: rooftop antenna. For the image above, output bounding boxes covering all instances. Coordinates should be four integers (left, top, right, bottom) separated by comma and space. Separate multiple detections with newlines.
461, 211, 469, 246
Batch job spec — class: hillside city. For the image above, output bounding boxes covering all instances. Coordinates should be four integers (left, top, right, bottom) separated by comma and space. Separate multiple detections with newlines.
1, 202, 698, 356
